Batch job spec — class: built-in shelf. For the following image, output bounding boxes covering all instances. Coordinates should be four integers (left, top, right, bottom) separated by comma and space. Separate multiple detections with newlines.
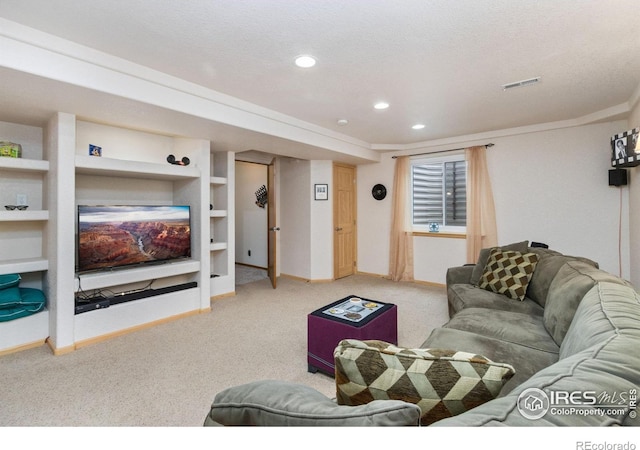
210, 242, 227, 251
210, 176, 227, 185
0, 157, 49, 172
76, 155, 200, 180
210, 210, 227, 217
0, 210, 49, 221
0, 257, 48, 274
76, 259, 201, 292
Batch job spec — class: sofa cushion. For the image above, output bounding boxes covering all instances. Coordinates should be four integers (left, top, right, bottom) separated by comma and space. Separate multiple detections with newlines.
470, 241, 529, 286
543, 260, 626, 346
0, 273, 20, 290
443, 308, 560, 354
0, 288, 46, 322
478, 249, 539, 301
204, 379, 421, 426
421, 327, 559, 395
448, 284, 544, 316
334, 339, 515, 425
435, 282, 640, 427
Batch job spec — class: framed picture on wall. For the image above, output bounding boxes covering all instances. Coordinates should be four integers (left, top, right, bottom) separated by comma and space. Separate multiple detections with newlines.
314, 184, 328, 201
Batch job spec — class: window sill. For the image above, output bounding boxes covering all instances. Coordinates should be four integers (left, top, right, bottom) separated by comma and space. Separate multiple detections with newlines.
412, 232, 466, 239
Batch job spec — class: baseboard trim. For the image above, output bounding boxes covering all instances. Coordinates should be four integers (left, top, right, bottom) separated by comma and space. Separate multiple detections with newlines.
210, 292, 236, 302
0, 338, 47, 357
280, 273, 334, 283
356, 271, 445, 288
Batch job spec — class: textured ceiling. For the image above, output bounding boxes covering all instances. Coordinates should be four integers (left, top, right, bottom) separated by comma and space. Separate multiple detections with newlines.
1, 0, 639, 148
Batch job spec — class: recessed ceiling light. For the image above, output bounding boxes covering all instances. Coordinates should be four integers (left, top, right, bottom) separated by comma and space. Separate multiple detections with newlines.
337, 119, 349, 126
412, 124, 425, 130
295, 55, 316, 68
374, 102, 389, 110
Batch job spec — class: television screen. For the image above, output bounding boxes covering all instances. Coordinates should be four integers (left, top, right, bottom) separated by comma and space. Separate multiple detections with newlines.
77, 205, 191, 273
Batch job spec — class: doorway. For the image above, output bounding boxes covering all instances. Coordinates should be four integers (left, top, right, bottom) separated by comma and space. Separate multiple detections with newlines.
333, 163, 357, 279
234, 159, 269, 285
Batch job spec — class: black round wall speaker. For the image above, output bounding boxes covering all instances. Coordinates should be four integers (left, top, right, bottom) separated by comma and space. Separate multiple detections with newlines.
372, 184, 387, 200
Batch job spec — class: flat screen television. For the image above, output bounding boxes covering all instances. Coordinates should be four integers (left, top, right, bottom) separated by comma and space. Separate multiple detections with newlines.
77, 205, 191, 273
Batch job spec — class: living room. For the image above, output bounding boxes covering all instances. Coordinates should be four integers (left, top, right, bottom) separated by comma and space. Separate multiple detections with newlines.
0, 0, 639, 444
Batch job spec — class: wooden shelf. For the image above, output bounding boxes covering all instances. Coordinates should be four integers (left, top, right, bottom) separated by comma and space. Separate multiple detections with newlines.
210, 210, 227, 217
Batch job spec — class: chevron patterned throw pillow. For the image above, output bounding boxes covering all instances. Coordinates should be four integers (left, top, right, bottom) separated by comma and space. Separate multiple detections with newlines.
334, 339, 515, 425
478, 248, 539, 301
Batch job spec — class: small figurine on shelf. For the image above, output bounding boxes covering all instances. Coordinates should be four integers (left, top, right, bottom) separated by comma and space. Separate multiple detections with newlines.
0, 141, 22, 158
167, 155, 190, 166
89, 144, 102, 157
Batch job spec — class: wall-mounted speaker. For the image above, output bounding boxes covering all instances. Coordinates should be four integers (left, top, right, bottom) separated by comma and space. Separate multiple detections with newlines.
608, 168, 628, 186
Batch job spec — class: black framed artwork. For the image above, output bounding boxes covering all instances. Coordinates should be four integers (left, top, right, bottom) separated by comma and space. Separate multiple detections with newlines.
314, 184, 328, 200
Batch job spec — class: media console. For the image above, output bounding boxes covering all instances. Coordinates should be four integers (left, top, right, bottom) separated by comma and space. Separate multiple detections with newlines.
74, 281, 198, 314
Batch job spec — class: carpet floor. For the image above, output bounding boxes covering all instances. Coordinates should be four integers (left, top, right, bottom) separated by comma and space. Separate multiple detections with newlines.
0, 274, 448, 426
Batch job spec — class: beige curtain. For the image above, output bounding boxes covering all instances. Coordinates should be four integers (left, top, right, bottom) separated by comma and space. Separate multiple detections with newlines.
389, 156, 414, 281
465, 146, 498, 263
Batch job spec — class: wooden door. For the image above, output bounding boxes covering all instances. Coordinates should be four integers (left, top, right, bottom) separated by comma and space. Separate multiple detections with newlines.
333, 163, 356, 279
267, 159, 278, 288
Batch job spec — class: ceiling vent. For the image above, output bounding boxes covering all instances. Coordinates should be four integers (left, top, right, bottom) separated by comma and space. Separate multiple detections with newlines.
502, 77, 541, 91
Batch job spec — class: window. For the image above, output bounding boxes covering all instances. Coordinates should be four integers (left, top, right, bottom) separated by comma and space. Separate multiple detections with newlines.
411, 154, 467, 231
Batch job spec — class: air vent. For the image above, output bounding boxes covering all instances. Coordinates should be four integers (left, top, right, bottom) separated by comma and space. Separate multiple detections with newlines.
502, 77, 541, 91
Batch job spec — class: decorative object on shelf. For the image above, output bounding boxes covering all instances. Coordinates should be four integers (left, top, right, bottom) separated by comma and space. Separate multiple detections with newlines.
4, 205, 28, 210
0, 141, 22, 158
89, 144, 102, 157
167, 154, 191, 166
428, 222, 440, 232
314, 184, 328, 201
611, 126, 639, 168
255, 185, 267, 208
371, 184, 387, 200
210, 203, 213, 210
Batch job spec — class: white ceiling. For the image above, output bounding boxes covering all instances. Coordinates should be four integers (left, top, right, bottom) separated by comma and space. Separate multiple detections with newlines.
1, 0, 639, 160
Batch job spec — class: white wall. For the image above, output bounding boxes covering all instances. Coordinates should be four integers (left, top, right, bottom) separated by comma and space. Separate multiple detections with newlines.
628, 101, 640, 287
278, 158, 334, 280
280, 159, 311, 279
234, 161, 268, 267
358, 120, 632, 285
309, 161, 333, 280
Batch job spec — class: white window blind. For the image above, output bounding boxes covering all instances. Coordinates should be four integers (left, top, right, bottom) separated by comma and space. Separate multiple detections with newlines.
412, 157, 467, 228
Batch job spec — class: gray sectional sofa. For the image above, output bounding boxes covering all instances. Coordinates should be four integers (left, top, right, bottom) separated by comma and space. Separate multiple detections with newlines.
204, 243, 640, 426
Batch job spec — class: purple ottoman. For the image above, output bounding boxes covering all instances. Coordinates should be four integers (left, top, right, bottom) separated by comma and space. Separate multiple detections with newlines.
307, 295, 397, 376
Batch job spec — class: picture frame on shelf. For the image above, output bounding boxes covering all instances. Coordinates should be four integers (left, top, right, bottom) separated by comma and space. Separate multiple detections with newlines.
314, 184, 328, 201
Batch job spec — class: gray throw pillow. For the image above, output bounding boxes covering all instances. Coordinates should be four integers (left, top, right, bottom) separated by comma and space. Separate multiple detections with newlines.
470, 241, 529, 286
204, 380, 421, 426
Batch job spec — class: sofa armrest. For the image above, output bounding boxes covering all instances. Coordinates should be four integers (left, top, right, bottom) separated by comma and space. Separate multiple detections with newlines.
204, 380, 421, 426
446, 264, 475, 287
